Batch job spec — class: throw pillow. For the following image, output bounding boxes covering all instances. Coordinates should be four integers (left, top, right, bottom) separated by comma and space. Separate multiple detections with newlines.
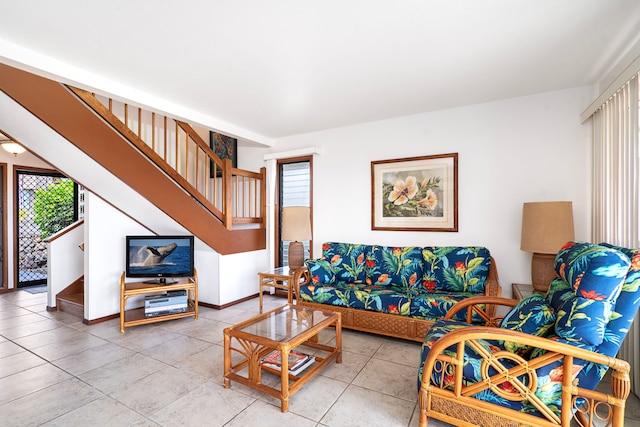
499, 293, 556, 355
305, 258, 335, 285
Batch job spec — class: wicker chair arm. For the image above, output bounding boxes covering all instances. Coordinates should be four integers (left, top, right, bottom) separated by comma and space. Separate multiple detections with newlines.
444, 296, 520, 326
419, 326, 631, 427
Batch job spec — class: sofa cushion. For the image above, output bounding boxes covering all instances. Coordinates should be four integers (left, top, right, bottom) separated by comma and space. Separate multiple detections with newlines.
421, 246, 491, 293
298, 283, 411, 315
553, 241, 630, 347
365, 245, 423, 288
322, 242, 368, 283
499, 293, 556, 355
305, 258, 335, 285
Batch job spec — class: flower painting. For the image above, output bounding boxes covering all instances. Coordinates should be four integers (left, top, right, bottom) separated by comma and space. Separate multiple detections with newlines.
371, 153, 458, 231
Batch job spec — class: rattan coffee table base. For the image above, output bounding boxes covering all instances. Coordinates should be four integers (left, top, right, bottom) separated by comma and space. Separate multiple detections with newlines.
223, 304, 342, 412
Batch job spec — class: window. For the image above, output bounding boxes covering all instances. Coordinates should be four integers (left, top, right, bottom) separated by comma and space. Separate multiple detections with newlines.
276, 157, 312, 267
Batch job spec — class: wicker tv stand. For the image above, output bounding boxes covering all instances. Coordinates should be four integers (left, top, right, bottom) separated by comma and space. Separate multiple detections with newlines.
119, 269, 198, 332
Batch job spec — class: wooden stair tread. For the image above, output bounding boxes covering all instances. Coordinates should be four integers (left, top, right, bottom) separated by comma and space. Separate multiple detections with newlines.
58, 293, 84, 305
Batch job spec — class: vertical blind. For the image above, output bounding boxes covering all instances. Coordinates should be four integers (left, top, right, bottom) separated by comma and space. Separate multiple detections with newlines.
590, 71, 639, 395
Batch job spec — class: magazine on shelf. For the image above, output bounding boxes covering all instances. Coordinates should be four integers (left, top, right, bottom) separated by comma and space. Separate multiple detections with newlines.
262, 350, 315, 375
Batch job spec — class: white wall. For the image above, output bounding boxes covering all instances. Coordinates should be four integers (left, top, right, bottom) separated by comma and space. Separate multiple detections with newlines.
219, 250, 269, 305
246, 86, 594, 297
84, 193, 149, 319
47, 223, 84, 308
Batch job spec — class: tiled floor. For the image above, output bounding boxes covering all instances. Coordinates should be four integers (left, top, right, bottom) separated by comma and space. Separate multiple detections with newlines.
0, 289, 638, 427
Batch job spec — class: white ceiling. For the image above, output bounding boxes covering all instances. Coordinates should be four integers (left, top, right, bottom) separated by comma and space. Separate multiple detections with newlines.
1, 1, 639, 145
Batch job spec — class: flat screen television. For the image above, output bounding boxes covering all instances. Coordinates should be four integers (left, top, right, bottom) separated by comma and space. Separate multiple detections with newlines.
125, 235, 195, 284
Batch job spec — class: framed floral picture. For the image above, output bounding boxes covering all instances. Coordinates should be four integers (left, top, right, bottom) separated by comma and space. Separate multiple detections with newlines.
371, 153, 458, 231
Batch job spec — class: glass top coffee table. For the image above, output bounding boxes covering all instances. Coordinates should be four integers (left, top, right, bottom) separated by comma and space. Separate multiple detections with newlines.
223, 304, 342, 412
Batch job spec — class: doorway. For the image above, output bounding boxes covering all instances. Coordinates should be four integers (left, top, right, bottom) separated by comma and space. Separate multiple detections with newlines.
15, 168, 78, 288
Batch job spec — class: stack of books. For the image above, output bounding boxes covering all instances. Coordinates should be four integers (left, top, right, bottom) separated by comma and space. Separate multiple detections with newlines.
262, 349, 315, 376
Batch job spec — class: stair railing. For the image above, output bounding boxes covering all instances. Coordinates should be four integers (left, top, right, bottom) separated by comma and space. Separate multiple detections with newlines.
68, 87, 265, 230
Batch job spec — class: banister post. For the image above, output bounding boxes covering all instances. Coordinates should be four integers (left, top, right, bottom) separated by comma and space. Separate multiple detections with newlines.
224, 158, 233, 230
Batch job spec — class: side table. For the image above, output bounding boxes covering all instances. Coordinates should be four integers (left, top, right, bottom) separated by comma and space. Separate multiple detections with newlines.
511, 283, 534, 300
258, 266, 296, 312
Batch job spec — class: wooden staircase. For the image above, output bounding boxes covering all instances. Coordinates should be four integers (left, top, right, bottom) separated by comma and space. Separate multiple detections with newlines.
0, 63, 267, 255
56, 277, 84, 319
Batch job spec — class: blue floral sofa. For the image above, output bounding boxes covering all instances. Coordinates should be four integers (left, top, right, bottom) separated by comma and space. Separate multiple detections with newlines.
417, 241, 640, 427
291, 242, 501, 342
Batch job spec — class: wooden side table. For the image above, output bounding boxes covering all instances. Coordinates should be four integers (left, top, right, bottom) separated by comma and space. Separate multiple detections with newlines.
511, 283, 534, 300
258, 266, 295, 312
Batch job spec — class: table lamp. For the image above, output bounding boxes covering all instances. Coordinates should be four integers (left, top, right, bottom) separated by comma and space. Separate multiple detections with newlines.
520, 201, 574, 293
281, 206, 311, 270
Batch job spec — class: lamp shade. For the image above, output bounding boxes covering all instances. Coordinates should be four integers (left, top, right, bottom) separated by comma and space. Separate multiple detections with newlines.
281, 206, 311, 241
521, 201, 574, 254
521, 201, 574, 293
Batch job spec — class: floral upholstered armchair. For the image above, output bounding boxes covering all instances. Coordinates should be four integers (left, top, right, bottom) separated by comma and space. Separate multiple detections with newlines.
417, 241, 640, 427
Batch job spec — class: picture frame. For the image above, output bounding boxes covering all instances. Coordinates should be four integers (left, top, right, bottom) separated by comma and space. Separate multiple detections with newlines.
209, 131, 237, 177
371, 153, 458, 231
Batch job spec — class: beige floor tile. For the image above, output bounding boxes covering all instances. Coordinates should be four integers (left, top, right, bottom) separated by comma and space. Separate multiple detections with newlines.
108, 365, 208, 417
173, 343, 225, 380
168, 318, 228, 344
0, 364, 72, 405
13, 324, 88, 350
52, 342, 135, 376
320, 384, 415, 427
0, 313, 50, 331
39, 309, 88, 325
374, 337, 422, 368
199, 306, 251, 324
29, 332, 108, 361
329, 329, 383, 356
319, 350, 370, 383
151, 381, 255, 426
0, 340, 25, 358
0, 378, 103, 427
0, 350, 46, 378
1, 318, 65, 340
40, 395, 150, 427
352, 357, 418, 402
275, 374, 349, 421
225, 399, 317, 427
142, 334, 212, 365
79, 352, 166, 394
0, 307, 32, 319
112, 326, 185, 352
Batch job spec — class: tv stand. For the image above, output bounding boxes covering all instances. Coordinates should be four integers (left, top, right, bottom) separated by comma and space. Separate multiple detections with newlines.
119, 269, 198, 332
143, 278, 178, 285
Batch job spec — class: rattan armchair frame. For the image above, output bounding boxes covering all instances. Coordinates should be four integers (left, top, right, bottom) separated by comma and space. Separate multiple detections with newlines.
418, 297, 631, 427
